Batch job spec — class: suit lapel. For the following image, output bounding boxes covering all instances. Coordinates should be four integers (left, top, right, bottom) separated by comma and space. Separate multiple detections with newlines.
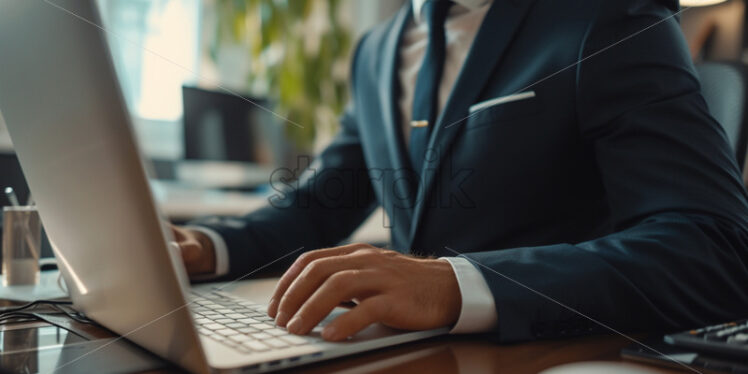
379, 5, 417, 226
408, 0, 539, 245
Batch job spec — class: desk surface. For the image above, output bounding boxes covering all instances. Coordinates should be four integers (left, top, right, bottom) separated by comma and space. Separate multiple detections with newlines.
0, 278, 682, 374
279, 334, 675, 374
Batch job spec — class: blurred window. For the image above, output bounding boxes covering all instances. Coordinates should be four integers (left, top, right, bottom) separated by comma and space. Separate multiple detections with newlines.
98, 0, 201, 122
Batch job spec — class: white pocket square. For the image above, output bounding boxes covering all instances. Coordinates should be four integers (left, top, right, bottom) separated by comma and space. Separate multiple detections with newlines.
469, 91, 536, 113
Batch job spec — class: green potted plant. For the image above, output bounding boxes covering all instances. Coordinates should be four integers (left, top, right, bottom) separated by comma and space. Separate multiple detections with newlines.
210, 0, 353, 152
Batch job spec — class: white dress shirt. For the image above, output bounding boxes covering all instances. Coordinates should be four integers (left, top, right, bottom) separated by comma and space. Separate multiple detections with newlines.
198, 0, 498, 335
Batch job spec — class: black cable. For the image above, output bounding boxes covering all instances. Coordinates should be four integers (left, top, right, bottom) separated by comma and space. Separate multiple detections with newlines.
0, 300, 95, 326
0, 311, 39, 323
46, 304, 95, 325
0, 300, 72, 315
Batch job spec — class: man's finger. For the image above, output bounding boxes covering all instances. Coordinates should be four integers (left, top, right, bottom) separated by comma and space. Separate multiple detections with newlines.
169, 224, 187, 241
267, 243, 374, 317
178, 239, 201, 262
285, 269, 380, 334
274, 254, 373, 327
176, 239, 203, 274
320, 296, 389, 341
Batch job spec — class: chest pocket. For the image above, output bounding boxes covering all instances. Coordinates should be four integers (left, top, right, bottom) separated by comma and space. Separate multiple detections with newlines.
464, 91, 542, 131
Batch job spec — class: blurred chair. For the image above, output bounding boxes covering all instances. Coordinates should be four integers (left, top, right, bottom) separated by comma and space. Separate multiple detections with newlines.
695, 62, 748, 185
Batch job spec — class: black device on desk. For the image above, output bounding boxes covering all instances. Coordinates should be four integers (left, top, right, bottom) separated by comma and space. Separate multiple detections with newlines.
664, 318, 748, 359
182, 86, 275, 164
622, 319, 748, 373
180, 86, 284, 191
622, 338, 748, 374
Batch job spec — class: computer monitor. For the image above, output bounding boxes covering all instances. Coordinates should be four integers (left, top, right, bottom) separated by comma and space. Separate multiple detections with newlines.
182, 86, 277, 165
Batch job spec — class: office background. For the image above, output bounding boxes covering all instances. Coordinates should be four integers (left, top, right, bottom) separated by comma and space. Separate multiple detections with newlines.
1, 0, 748, 260
1, 0, 747, 160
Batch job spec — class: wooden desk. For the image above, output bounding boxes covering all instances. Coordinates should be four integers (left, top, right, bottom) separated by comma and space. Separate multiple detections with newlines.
0, 278, 683, 374
281, 334, 679, 374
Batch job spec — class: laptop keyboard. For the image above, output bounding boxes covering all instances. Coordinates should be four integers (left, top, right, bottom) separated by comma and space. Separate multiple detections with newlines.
190, 291, 320, 354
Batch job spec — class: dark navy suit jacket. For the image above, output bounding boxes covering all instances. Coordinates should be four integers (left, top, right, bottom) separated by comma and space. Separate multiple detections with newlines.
195, 0, 748, 341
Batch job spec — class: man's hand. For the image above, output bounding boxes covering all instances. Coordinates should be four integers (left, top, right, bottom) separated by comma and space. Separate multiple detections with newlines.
267, 243, 461, 341
169, 224, 216, 276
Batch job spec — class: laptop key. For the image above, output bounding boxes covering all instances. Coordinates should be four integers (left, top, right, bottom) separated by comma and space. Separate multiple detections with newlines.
238, 327, 259, 334
229, 334, 251, 343
265, 338, 289, 348
253, 332, 272, 340
226, 313, 246, 319
253, 323, 273, 330
215, 318, 234, 324
217, 329, 238, 336
266, 328, 286, 336
238, 318, 259, 324
243, 340, 270, 352
208, 335, 226, 342
204, 323, 225, 331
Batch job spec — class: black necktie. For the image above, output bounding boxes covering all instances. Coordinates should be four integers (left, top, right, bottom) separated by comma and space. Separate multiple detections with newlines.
409, 0, 453, 173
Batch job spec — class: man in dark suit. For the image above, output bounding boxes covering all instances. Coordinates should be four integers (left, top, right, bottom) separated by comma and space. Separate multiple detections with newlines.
174, 0, 748, 342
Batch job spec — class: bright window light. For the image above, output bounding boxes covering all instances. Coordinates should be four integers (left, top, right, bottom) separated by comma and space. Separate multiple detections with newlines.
98, 0, 200, 122
680, 0, 729, 6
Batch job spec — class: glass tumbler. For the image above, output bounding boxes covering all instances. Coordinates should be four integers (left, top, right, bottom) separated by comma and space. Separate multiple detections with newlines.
2, 206, 41, 286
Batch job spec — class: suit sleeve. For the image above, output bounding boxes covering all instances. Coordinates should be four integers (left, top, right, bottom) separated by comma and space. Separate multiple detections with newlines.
461, 0, 748, 342
190, 37, 377, 279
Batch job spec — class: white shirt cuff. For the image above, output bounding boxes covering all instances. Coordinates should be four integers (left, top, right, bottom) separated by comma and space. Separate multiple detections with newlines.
186, 226, 230, 277
440, 256, 498, 333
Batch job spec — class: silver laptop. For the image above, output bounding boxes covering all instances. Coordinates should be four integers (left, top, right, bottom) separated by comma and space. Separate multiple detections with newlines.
0, 1, 447, 373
